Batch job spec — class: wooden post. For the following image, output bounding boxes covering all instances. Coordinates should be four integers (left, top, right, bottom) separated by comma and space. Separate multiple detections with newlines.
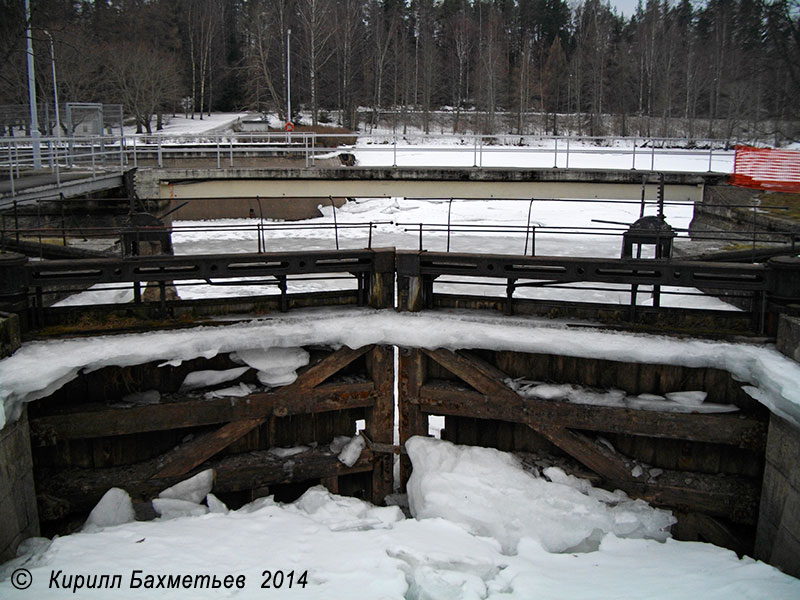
396, 251, 424, 312
369, 248, 396, 309
398, 347, 427, 489
366, 345, 394, 503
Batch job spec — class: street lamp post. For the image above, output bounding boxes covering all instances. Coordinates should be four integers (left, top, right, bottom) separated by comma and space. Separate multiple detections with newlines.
286, 28, 292, 126
44, 30, 60, 183
25, 0, 41, 169
44, 30, 60, 139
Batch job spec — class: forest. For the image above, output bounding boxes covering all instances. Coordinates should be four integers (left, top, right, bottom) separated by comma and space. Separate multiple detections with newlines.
0, 0, 798, 141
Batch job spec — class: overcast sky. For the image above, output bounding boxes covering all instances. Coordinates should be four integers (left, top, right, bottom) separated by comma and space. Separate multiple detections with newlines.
607, 0, 642, 18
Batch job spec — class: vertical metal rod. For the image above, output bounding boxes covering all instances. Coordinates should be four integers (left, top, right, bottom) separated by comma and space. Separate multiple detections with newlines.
216, 140, 220, 169
473, 136, 477, 167
650, 140, 655, 171
14, 199, 19, 243
554, 138, 558, 168
524, 198, 534, 256
419, 223, 423, 251
256, 195, 265, 253
91, 143, 96, 179
229, 140, 233, 167
7, 145, 14, 195
60, 202, 66, 246
330, 196, 339, 250
393, 137, 397, 167
565, 137, 570, 169
157, 137, 162, 168
133, 136, 137, 168
708, 145, 714, 172
479, 136, 483, 168
446, 197, 453, 252
37, 201, 42, 257
368, 223, 373, 249
631, 137, 637, 169
640, 175, 647, 218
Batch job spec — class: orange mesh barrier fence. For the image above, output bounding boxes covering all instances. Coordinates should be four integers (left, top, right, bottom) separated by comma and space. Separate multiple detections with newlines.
730, 146, 800, 193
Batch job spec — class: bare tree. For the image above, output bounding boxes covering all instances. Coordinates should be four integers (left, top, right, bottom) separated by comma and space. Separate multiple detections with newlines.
104, 41, 180, 134
298, 0, 338, 126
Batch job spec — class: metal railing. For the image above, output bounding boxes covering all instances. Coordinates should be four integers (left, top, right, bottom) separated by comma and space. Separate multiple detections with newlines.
1, 132, 741, 193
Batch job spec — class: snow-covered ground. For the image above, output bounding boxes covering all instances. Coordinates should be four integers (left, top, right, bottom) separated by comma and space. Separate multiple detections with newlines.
352, 137, 735, 173
122, 112, 251, 140
1, 435, 798, 599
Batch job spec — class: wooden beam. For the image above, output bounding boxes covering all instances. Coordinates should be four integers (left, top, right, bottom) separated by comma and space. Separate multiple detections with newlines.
151, 418, 264, 479
366, 345, 395, 503
419, 381, 766, 450
31, 382, 375, 444
399, 348, 428, 488
35, 448, 375, 522
296, 345, 374, 389
422, 348, 522, 405
533, 424, 635, 482
142, 345, 375, 479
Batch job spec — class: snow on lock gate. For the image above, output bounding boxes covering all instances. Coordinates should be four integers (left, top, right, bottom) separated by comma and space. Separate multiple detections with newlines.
0, 247, 799, 578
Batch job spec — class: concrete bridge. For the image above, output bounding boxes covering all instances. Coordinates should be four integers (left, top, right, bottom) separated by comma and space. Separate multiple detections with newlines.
135, 166, 724, 204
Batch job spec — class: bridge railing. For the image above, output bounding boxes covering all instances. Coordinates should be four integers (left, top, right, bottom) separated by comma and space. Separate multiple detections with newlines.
1, 132, 741, 182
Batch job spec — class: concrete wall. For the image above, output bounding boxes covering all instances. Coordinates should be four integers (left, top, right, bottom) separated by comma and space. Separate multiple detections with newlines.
754, 313, 800, 578
0, 312, 39, 563
755, 414, 800, 578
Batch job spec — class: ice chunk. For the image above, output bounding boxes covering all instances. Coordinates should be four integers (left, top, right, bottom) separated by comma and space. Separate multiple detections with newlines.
158, 469, 215, 504
338, 434, 366, 467
180, 366, 249, 391
232, 347, 310, 388
406, 437, 675, 554
205, 493, 229, 514
631, 465, 644, 478
204, 382, 254, 399
666, 391, 707, 406
289, 486, 403, 531
152, 498, 209, 520
83, 487, 135, 531
329, 435, 352, 454
638, 393, 667, 402
527, 383, 575, 400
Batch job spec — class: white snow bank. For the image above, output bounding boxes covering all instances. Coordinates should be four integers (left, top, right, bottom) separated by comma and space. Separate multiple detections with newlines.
406, 437, 675, 554
179, 366, 249, 391
152, 498, 209, 520
158, 469, 215, 505
506, 379, 737, 413
2, 308, 800, 429
231, 347, 310, 387
4, 443, 798, 599
288, 486, 404, 531
82, 488, 135, 532
337, 435, 366, 467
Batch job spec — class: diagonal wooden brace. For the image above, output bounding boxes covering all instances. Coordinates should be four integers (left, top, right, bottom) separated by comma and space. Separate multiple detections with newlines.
423, 348, 637, 484
150, 344, 374, 480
